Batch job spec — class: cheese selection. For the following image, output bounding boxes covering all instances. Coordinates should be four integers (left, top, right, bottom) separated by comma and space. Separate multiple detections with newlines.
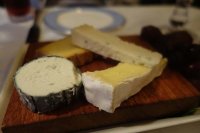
71, 25, 162, 68
82, 59, 167, 113
14, 25, 167, 113
36, 36, 94, 66
14, 56, 82, 113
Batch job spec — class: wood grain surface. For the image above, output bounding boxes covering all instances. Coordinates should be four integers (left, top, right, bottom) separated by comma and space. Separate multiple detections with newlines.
2, 36, 200, 133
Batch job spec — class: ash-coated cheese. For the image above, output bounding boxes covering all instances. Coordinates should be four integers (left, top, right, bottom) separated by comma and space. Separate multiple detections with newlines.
14, 56, 82, 113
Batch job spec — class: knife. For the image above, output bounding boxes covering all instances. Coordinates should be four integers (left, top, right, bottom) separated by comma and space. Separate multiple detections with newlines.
26, 9, 41, 44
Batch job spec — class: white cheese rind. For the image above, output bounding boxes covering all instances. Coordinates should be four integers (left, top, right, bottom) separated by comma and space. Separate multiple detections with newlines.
82, 59, 167, 113
71, 25, 162, 68
82, 75, 113, 112
82, 71, 150, 113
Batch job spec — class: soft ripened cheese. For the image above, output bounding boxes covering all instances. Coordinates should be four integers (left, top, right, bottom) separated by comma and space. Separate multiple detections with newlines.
37, 36, 88, 58
14, 57, 82, 113
82, 59, 167, 113
15, 57, 81, 96
71, 25, 162, 68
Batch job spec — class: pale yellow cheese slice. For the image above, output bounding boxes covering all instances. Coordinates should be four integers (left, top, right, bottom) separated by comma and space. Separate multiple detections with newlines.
36, 36, 94, 66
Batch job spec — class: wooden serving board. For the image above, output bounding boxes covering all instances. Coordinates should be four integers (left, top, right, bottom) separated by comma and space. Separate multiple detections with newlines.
2, 36, 200, 133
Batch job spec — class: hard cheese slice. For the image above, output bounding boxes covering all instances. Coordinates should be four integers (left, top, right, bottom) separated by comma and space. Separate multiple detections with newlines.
36, 36, 93, 66
71, 25, 162, 68
82, 59, 167, 113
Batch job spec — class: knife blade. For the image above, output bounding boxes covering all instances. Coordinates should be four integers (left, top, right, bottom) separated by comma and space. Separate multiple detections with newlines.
26, 9, 41, 44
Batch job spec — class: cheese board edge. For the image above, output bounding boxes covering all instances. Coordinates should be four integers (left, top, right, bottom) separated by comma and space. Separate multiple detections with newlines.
1, 35, 200, 133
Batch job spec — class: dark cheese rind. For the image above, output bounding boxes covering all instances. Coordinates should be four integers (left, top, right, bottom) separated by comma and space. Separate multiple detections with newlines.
15, 83, 82, 113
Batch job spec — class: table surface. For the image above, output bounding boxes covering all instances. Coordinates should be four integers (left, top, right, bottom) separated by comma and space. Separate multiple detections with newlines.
0, 5, 200, 133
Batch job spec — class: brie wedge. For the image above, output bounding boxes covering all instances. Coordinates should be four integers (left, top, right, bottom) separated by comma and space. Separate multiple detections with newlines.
72, 25, 162, 68
82, 59, 167, 113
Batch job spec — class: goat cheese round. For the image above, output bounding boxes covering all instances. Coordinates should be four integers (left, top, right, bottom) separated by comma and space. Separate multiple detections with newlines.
14, 56, 82, 113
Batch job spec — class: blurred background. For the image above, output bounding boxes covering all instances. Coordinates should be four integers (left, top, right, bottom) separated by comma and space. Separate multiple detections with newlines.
0, 0, 200, 7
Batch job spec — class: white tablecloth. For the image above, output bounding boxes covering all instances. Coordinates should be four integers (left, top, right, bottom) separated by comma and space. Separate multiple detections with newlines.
0, 5, 200, 133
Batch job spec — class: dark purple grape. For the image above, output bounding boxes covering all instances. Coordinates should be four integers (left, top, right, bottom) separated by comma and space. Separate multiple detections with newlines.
186, 44, 200, 62
182, 61, 200, 78
167, 50, 187, 69
163, 31, 193, 52
140, 25, 163, 44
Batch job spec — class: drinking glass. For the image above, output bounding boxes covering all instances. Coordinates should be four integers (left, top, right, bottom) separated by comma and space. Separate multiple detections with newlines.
169, 0, 193, 31
4, 0, 33, 23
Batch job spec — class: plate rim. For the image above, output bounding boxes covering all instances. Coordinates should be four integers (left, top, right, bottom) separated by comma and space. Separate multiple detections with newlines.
44, 7, 126, 34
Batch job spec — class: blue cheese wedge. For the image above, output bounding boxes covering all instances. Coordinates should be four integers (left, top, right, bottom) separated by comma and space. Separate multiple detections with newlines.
71, 25, 162, 68
14, 56, 81, 113
82, 59, 167, 113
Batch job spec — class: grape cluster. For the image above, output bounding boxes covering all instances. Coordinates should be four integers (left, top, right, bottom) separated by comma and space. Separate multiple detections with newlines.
140, 26, 200, 79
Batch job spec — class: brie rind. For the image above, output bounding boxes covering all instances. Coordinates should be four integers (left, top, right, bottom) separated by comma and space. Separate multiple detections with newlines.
82, 59, 167, 113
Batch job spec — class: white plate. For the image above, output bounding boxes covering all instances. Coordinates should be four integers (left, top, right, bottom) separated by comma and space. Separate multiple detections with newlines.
44, 8, 125, 34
